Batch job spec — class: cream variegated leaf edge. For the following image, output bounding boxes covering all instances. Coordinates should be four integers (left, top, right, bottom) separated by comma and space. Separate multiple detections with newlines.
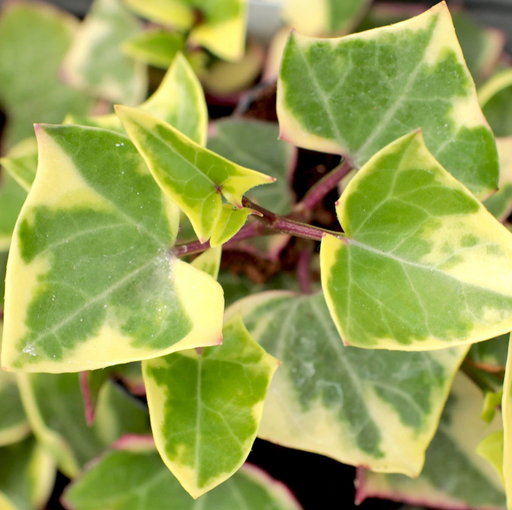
226, 290, 467, 476
321, 131, 512, 351
143, 315, 279, 498
357, 372, 506, 510
116, 105, 274, 243
277, 2, 498, 198
1, 125, 224, 373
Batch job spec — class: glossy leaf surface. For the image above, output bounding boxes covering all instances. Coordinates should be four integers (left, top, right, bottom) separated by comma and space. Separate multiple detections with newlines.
278, 2, 498, 197
0, 2, 92, 148
117, 106, 273, 243
282, 0, 370, 36
61, 0, 147, 105
17, 372, 150, 477
2, 125, 224, 372
0, 438, 55, 510
121, 29, 184, 69
143, 315, 279, 498
64, 451, 302, 510
227, 291, 466, 476
66, 53, 207, 146
321, 132, 512, 350
357, 373, 506, 510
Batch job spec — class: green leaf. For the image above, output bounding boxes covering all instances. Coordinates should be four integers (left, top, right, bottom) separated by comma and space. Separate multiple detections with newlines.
61, 0, 147, 105
210, 205, 258, 248
0, 438, 55, 510
278, 2, 498, 197
481, 390, 504, 423
480, 70, 512, 138
468, 334, 509, 373
477, 430, 505, 485
282, 0, 371, 36
66, 53, 207, 146
2, 124, 224, 372
0, 137, 38, 192
121, 28, 185, 69
357, 373, 506, 509
0, 2, 93, 149
321, 131, 512, 350
227, 290, 466, 476
0, 327, 30, 447
64, 449, 302, 510
0, 172, 27, 252
207, 119, 296, 216
80, 368, 115, 425
200, 42, 264, 96
116, 106, 274, 243
484, 137, 512, 222
143, 315, 279, 498
17, 372, 150, 477
207, 119, 296, 258
190, 247, 221, 280
124, 0, 246, 61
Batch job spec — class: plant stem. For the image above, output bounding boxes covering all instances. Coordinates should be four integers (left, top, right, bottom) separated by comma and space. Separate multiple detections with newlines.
173, 198, 344, 257
295, 159, 354, 213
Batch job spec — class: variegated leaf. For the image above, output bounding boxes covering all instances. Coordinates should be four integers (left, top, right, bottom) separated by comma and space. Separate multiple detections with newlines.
227, 290, 466, 476
190, 247, 221, 280
207, 119, 296, 259
0, 172, 26, 252
278, 2, 498, 197
61, 0, 147, 105
121, 28, 185, 69
66, 53, 207, 146
484, 138, 512, 222
1, 124, 223, 372
63, 450, 302, 510
0, 137, 38, 192
480, 70, 512, 138
200, 42, 264, 96
0, 1, 92, 148
357, 373, 506, 510
282, 0, 371, 36
143, 315, 279, 498
124, 0, 246, 61
17, 372, 150, 477
321, 131, 512, 350
117, 106, 274, 243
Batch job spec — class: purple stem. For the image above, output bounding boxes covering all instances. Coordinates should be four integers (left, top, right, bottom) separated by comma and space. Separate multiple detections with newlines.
172, 197, 343, 258
295, 159, 353, 213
